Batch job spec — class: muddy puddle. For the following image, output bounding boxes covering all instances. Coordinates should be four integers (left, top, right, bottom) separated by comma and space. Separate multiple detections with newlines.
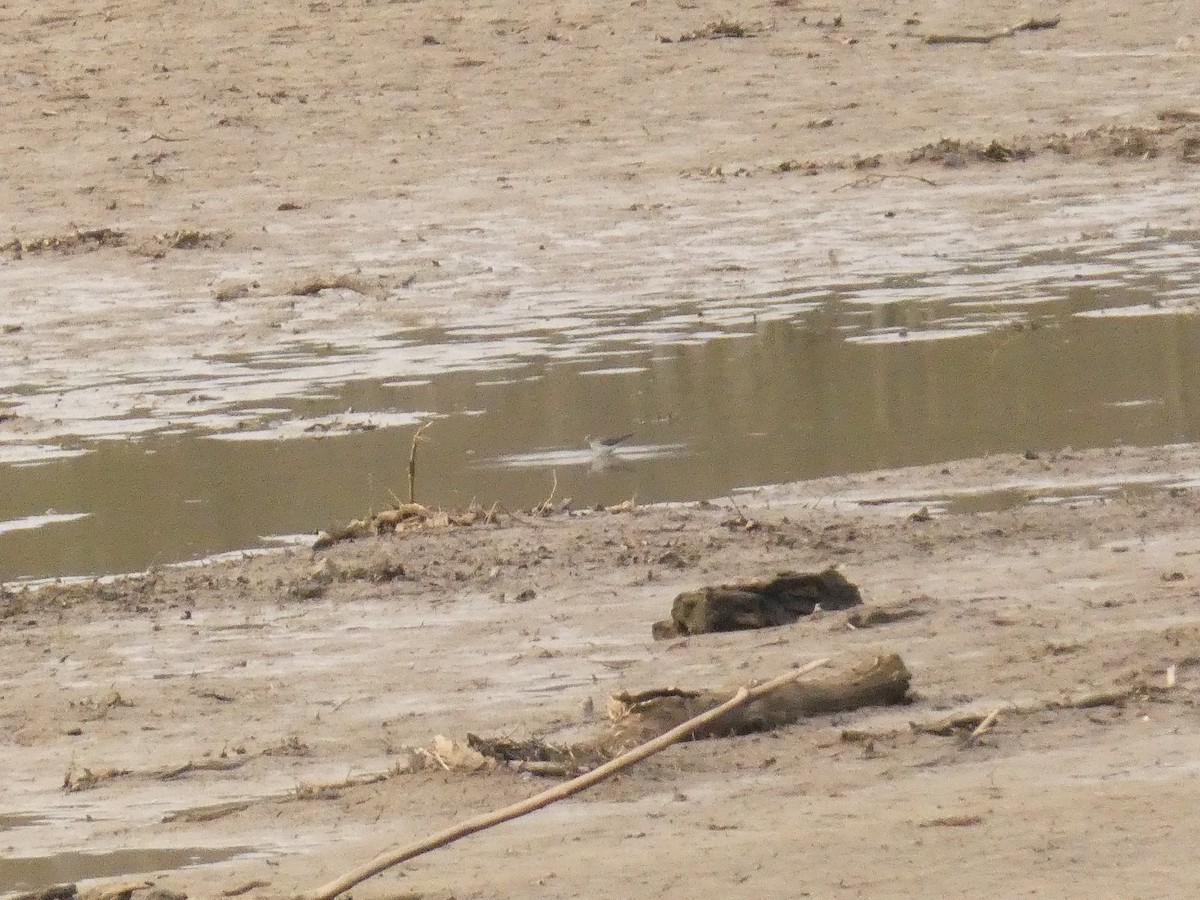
0, 846, 251, 893
818, 478, 1177, 520
3, 230, 1200, 581
0, 813, 46, 831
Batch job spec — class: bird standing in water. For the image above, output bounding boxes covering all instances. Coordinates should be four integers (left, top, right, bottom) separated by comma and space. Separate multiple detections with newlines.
587, 433, 633, 459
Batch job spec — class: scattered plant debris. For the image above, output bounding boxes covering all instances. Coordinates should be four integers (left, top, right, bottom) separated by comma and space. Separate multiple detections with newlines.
2, 227, 125, 257
665, 19, 759, 43
313, 501, 502, 550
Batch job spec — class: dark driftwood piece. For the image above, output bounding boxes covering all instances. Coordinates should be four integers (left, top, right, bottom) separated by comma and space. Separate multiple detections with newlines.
602, 652, 910, 753
652, 567, 862, 639
843, 596, 928, 629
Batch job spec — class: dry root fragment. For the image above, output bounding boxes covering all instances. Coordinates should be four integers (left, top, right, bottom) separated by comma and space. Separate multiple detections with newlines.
918, 814, 984, 828
63, 767, 131, 792
285, 273, 385, 299
80, 882, 150, 900
313, 501, 502, 550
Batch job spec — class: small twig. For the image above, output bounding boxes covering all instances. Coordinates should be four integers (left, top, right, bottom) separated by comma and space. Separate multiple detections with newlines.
305, 658, 830, 900
924, 15, 1060, 45
919, 814, 984, 828
222, 881, 270, 897
408, 422, 430, 504
914, 679, 1175, 741
536, 470, 558, 515
962, 708, 1001, 747
1048, 688, 1136, 710
157, 758, 246, 780
833, 173, 939, 192
162, 800, 251, 824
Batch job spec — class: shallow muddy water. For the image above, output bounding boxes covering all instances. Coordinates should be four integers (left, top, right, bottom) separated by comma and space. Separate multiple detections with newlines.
3, 231, 1200, 581
0, 844, 250, 892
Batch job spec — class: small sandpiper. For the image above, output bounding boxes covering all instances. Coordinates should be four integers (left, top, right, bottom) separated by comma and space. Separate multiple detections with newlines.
587, 433, 633, 458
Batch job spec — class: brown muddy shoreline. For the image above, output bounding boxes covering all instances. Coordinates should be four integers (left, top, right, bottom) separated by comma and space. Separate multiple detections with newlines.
5, 447, 1200, 897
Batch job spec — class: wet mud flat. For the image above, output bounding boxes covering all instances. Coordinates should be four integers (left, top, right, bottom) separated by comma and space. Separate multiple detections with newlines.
7, 212, 1200, 581
4, 447, 1200, 898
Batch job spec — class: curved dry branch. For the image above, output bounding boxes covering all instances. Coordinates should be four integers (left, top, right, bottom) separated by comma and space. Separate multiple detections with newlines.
305, 657, 830, 900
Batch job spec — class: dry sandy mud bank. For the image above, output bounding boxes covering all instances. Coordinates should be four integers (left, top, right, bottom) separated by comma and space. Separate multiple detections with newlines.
5, 447, 1200, 898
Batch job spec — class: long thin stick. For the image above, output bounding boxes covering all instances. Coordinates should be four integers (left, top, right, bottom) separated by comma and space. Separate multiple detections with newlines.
305, 657, 831, 900
407, 422, 429, 504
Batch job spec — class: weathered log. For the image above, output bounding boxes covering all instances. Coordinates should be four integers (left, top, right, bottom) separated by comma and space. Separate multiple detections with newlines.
602, 652, 910, 752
